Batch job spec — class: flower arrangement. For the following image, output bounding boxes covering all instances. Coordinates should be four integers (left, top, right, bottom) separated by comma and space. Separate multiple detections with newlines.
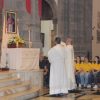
8, 36, 25, 48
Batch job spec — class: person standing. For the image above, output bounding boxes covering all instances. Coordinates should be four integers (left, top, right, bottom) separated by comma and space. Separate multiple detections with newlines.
65, 37, 76, 91
48, 37, 68, 96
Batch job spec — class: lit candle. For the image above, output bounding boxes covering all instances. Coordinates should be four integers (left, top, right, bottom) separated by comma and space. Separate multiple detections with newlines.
29, 29, 31, 48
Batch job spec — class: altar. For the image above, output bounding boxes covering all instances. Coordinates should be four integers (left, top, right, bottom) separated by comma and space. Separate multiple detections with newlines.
1, 48, 40, 70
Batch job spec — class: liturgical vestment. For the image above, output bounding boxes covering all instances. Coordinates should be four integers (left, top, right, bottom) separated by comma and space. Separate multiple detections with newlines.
65, 44, 76, 90
48, 44, 68, 95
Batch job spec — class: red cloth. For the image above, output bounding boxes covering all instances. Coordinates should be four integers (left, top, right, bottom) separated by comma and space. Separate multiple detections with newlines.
38, 0, 42, 17
0, 0, 4, 9
26, 0, 31, 14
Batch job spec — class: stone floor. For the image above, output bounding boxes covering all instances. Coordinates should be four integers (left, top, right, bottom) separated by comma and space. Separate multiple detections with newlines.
32, 88, 100, 100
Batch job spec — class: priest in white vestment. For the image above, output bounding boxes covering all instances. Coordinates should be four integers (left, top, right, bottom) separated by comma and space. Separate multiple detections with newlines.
65, 37, 76, 90
48, 37, 68, 95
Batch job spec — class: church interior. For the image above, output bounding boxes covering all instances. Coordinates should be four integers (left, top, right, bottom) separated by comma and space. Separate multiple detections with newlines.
0, 0, 100, 100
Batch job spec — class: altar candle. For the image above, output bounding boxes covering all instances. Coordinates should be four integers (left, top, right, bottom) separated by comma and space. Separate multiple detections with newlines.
29, 29, 31, 48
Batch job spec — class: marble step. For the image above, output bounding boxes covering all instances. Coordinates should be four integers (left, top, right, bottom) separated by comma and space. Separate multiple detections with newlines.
0, 81, 30, 92
39, 87, 49, 96
0, 87, 39, 100
0, 70, 16, 79
0, 77, 20, 88
0, 70, 16, 75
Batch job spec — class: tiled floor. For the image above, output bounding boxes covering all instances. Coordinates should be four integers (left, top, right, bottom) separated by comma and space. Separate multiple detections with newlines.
32, 88, 100, 100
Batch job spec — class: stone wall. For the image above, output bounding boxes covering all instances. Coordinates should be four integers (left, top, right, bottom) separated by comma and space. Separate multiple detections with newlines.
4, 0, 42, 48
57, 0, 92, 58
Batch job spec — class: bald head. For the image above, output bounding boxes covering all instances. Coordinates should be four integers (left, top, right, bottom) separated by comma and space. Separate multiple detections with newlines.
66, 37, 72, 45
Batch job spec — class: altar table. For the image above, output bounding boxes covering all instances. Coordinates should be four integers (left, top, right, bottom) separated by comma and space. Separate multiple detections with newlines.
1, 48, 40, 70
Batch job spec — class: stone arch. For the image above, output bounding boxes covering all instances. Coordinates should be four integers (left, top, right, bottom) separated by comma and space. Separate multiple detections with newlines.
42, 0, 57, 34
43, 0, 57, 20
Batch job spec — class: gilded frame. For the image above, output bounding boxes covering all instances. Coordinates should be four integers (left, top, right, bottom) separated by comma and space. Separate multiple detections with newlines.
5, 11, 17, 34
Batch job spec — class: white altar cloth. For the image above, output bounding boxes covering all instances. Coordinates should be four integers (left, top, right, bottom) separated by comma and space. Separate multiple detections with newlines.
1, 48, 40, 70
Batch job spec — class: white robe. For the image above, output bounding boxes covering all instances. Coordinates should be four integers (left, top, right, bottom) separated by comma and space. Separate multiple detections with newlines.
48, 44, 68, 95
65, 45, 76, 90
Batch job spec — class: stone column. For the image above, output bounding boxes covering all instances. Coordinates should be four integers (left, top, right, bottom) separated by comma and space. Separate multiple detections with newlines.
29, 0, 42, 48
57, 0, 64, 39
